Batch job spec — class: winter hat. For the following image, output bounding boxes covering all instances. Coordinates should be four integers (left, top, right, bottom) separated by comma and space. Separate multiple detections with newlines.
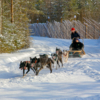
76, 38, 79, 41
76, 38, 79, 40
71, 28, 75, 31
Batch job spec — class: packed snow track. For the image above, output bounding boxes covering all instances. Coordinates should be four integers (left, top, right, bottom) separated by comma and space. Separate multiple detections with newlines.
0, 36, 100, 100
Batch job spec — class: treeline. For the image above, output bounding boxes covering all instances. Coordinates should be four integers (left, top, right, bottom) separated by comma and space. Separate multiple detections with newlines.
28, 0, 100, 23
0, 0, 100, 53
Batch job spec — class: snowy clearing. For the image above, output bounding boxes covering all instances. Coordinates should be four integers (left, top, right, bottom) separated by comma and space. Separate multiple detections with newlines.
0, 36, 100, 100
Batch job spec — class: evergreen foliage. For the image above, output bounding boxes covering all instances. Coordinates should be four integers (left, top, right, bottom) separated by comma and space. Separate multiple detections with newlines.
0, 0, 31, 53
0, 0, 100, 53
28, 0, 100, 23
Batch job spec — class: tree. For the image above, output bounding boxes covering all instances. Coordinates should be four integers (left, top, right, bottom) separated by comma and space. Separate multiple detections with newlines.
0, 0, 32, 53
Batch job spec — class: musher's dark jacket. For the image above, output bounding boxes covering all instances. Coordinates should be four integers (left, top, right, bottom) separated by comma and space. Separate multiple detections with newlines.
71, 31, 80, 39
70, 42, 84, 50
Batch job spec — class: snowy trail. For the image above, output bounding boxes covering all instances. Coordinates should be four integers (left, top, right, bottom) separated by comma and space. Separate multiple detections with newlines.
0, 36, 100, 100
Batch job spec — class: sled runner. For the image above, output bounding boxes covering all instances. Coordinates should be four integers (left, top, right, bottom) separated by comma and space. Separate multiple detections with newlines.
68, 49, 85, 58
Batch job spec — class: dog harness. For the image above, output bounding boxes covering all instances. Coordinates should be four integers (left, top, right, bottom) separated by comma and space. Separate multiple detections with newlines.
31, 60, 37, 68
24, 61, 30, 70
52, 54, 58, 61
63, 53, 67, 57
21, 61, 30, 70
35, 60, 37, 63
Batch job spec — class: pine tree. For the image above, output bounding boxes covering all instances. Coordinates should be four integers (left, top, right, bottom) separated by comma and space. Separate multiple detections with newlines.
0, 0, 31, 53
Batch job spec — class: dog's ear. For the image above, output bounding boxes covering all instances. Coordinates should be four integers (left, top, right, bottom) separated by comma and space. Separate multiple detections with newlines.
20, 61, 22, 63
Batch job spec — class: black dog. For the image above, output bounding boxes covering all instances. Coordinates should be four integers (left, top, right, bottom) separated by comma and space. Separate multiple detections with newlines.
19, 61, 35, 77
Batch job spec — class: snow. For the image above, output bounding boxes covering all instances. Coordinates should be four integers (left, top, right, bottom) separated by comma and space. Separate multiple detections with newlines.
0, 36, 100, 100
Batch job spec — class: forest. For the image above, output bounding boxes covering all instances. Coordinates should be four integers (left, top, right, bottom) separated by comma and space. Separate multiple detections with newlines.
0, 0, 100, 53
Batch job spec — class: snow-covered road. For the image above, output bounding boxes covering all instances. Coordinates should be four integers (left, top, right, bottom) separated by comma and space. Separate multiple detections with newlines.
0, 36, 100, 100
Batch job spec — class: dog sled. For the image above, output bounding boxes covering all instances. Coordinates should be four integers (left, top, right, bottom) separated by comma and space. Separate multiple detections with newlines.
68, 37, 86, 58
68, 49, 85, 58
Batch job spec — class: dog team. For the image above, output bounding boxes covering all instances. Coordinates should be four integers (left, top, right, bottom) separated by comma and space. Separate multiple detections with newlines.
19, 48, 69, 77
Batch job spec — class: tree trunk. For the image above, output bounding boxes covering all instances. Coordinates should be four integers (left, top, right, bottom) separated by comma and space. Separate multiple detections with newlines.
11, 0, 14, 23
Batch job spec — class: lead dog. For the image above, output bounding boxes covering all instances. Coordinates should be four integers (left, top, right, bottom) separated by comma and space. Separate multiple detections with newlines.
19, 61, 35, 77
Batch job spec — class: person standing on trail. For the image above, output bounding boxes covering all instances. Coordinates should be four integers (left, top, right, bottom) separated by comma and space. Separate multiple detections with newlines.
71, 28, 80, 42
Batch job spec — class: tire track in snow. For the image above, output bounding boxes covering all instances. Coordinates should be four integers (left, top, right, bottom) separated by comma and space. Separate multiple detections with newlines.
66, 59, 100, 81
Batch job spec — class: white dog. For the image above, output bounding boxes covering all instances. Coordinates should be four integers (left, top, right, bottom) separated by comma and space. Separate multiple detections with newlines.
63, 50, 69, 62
